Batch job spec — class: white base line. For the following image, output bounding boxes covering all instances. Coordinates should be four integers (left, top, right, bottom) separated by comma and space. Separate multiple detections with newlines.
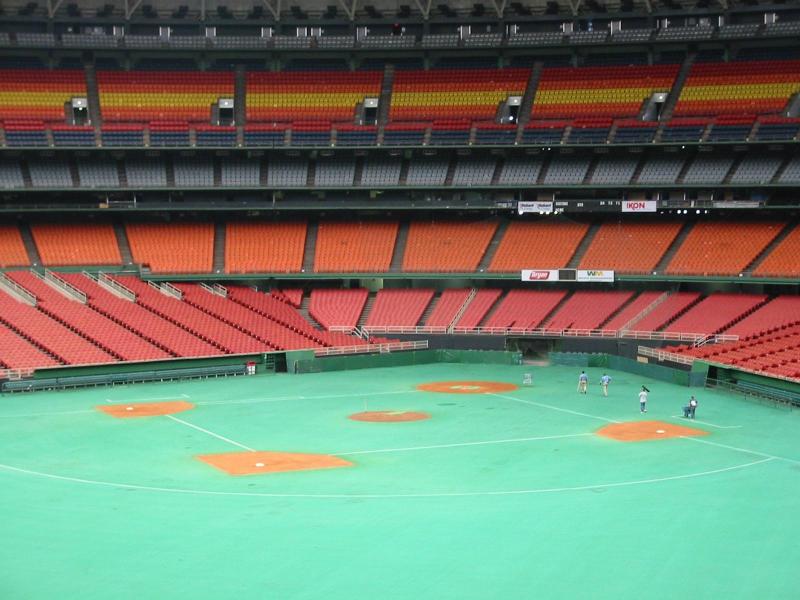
0, 409, 95, 419
337, 432, 592, 456
196, 390, 407, 407
106, 394, 190, 404
488, 392, 621, 424
669, 416, 742, 429
165, 415, 255, 452
0, 457, 774, 499
681, 436, 800, 465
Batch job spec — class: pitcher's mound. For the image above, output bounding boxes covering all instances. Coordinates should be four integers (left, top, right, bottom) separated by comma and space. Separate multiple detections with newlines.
197, 451, 353, 476
350, 410, 430, 422
417, 381, 518, 394
597, 420, 708, 442
97, 400, 194, 418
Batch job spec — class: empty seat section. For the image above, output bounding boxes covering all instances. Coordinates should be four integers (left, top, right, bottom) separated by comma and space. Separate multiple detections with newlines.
0, 225, 29, 267
543, 291, 634, 330
726, 296, 800, 338
246, 71, 381, 121
483, 290, 567, 330
674, 60, 800, 117
126, 223, 214, 273
390, 69, 528, 121
0, 322, 60, 369
631, 292, 701, 331
225, 222, 306, 273
365, 289, 434, 327
309, 289, 368, 329
602, 291, 664, 331
402, 221, 497, 271
6, 271, 169, 362
31, 223, 122, 266
115, 276, 270, 354
579, 221, 682, 273
532, 65, 678, 118
425, 289, 471, 327
0, 287, 115, 365
753, 225, 800, 278
58, 273, 219, 358
175, 284, 320, 350
454, 289, 502, 328
314, 221, 398, 272
0, 69, 86, 121
273, 289, 303, 307
490, 220, 589, 271
97, 71, 234, 122
665, 222, 782, 275
664, 293, 768, 334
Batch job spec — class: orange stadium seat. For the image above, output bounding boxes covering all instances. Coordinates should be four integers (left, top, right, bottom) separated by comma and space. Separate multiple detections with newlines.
246, 71, 382, 122
390, 69, 529, 121
483, 290, 567, 330
309, 289, 369, 330
314, 221, 398, 272
753, 224, 800, 278
365, 289, 434, 327
30, 223, 122, 266
543, 291, 634, 331
425, 289, 471, 328
665, 221, 783, 276
125, 223, 214, 273
225, 222, 307, 273
402, 221, 497, 272
579, 221, 683, 273
0, 225, 30, 267
489, 220, 589, 272
97, 71, 234, 122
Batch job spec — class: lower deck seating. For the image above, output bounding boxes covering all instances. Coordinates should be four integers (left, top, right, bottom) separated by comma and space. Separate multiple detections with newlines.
225, 222, 306, 273
31, 223, 122, 266
454, 289, 502, 328
424, 289, 471, 328
725, 296, 800, 339
663, 293, 768, 335
365, 289, 434, 327
483, 290, 568, 330
0, 322, 60, 369
543, 291, 634, 330
601, 291, 665, 331
631, 292, 701, 331
309, 289, 369, 330
126, 223, 214, 273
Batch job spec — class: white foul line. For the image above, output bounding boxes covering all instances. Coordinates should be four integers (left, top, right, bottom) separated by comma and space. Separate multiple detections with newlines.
105, 394, 189, 404
0, 408, 95, 419
488, 392, 621, 424
165, 415, 255, 452
669, 416, 742, 429
336, 432, 592, 456
681, 436, 800, 466
0, 456, 774, 499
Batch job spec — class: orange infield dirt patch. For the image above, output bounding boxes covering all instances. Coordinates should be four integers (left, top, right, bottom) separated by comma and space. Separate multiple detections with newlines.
349, 410, 430, 422
416, 381, 519, 394
197, 451, 353, 476
96, 400, 194, 418
596, 420, 709, 442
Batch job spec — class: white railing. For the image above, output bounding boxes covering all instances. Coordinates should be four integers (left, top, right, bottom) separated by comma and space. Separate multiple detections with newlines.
447, 288, 477, 333
620, 290, 671, 331
637, 345, 696, 365
0, 273, 36, 306
160, 282, 182, 299
41, 269, 87, 303
314, 340, 429, 357
96, 272, 136, 301
362, 325, 449, 335
0, 368, 34, 381
200, 282, 227, 297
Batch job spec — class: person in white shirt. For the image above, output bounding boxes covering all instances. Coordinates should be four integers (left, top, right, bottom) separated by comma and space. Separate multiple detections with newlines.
600, 374, 611, 397
639, 386, 649, 413
683, 395, 698, 419
578, 371, 589, 394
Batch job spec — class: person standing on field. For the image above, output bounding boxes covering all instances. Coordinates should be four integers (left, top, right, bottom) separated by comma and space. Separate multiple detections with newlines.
578, 371, 589, 394
600, 373, 611, 397
639, 386, 649, 413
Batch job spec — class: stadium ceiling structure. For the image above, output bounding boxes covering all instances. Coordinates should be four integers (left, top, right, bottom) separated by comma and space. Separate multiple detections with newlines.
0, 0, 790, 20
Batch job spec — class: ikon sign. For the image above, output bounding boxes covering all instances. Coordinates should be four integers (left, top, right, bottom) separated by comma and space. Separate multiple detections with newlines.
622, 200, 657, 213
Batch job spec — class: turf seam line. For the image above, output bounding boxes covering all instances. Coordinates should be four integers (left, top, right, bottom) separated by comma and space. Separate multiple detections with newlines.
488, 393, 622, 424
0, 457, 774, 499
0, 409, 95, 419
195, 390, 407, 407
668, 416, 742, 429
165, 415, 256, 452
336, 432, 592, 456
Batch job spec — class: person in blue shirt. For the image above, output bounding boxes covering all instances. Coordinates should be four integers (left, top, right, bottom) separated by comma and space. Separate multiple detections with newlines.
578, 371, 589, 394
600, 373, 611, 397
